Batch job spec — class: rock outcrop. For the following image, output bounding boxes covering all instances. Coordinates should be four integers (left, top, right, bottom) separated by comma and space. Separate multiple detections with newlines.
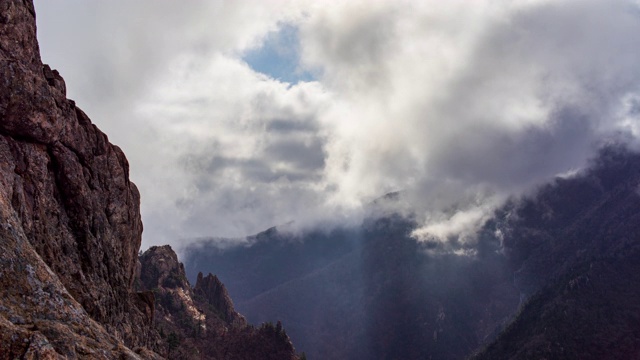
193, 272, 243, 325
0, 1, 299, 358
139, 245, 299, 359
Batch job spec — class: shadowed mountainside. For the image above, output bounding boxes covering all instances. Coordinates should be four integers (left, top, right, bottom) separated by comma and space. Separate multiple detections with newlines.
185, 146, 640, 359
138, 245, 300, 359
185, 211, 520, 359
473, 146, 640, 359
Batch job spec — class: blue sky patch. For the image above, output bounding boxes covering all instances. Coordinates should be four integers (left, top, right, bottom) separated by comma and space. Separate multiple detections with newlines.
243, 24, 315, 84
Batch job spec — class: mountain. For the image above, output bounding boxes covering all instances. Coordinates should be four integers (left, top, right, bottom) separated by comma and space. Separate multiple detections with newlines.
137, 245, 299, 359
184, 209, 520, 359
184, 227, 374, 359
0, 1, 299, 358
472, 146, 640, 359
184, 146, 640, 359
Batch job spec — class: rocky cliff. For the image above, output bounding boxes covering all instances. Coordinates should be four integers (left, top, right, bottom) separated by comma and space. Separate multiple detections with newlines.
139, 246, 299, 359
0, 1, 299, 358
0, 0, 155, 357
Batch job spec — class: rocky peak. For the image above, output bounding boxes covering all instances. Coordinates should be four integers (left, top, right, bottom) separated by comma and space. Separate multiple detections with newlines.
139, 246, 244, 328
42, 64, 66, 95
194, 272, 244, 325
140, 245, 190, 291
138, 245, 300, 359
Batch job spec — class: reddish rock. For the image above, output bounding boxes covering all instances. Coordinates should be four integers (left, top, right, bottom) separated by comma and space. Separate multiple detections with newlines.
0, 0, 154, 357
139, 246, 300, 359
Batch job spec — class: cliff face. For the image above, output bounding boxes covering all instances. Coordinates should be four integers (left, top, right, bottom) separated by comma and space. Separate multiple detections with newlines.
0, 0, 155, 357
139, 246, 299, 360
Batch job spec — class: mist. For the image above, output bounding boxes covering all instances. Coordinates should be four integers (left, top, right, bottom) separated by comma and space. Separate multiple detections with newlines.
34, 0, 640, 249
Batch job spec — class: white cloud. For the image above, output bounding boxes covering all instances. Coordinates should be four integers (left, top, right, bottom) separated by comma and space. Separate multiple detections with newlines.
34, 0, 640, 249
131, 52, 336, 242
300, 0, 640, 243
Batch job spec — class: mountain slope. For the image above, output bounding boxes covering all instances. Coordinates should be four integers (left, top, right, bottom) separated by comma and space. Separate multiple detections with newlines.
184, 214, 520, 359
473, 146, 640, 359
185, 146, 640, 359
139, 245, 301, 359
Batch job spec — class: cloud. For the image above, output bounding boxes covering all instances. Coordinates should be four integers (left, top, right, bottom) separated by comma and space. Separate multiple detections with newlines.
301, 0, 640, 242
130, 53, 334, 243
34, 0, 640, 249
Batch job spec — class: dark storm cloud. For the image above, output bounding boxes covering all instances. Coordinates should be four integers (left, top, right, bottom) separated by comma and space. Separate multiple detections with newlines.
188, 153, 322, 184
264, 138, 326, 172
427, 108, 595, 189
265, 118, 319, 133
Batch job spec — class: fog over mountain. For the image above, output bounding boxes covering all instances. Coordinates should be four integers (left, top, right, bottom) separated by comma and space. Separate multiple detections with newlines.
182, 145, 640, 359
34, 0, 640, 249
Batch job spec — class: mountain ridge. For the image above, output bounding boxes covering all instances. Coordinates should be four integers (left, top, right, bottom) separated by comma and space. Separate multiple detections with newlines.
185, 145, 640, 359
473, 145, 640, 359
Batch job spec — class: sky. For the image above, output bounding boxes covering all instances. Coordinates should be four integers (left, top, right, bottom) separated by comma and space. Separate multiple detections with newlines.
34, 0, 640, 251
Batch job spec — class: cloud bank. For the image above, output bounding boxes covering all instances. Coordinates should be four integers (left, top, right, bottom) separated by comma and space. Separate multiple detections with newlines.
35, 0, 640, 249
